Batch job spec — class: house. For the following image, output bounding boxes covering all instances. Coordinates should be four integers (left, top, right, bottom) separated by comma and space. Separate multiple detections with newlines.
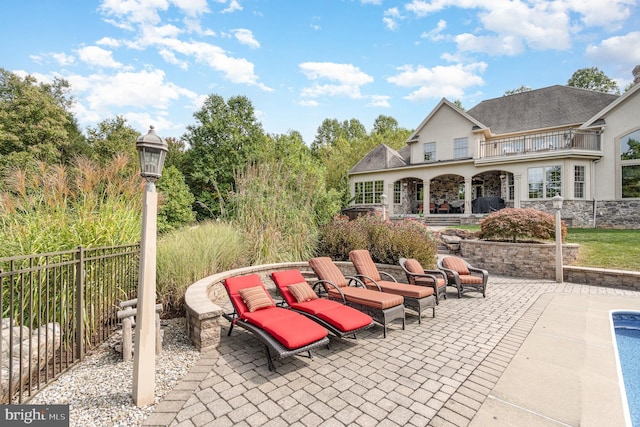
349, 66, 640, 228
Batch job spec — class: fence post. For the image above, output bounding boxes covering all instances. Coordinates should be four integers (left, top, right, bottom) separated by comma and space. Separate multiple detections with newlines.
75, 246, 85, 361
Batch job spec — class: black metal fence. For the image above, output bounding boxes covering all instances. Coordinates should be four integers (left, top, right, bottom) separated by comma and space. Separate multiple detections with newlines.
0, 244, 140, 403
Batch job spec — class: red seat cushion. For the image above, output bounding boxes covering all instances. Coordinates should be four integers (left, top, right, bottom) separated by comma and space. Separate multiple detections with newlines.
290, 299, 372, 332
242, 307, 328, 349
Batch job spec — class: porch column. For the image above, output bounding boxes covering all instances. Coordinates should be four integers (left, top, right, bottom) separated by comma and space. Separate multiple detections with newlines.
464, 177, 472, 214
423, 180, 430, 214
514, 174, 522, 208
386, 183, 394, 216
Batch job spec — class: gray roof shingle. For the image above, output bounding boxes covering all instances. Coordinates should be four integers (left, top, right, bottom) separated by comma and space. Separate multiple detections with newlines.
466, 85, 619, 134
350, 144, 407, 173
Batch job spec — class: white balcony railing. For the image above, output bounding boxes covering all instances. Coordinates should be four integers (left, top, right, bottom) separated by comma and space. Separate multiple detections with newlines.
479, 129, 601, 159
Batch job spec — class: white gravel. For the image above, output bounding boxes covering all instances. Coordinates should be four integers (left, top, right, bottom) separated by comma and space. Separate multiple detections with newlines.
29, 318, 200, 427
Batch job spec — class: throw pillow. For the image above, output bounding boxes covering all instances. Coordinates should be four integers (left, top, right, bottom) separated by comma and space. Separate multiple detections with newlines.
288, 282, 318, 303
238, 286, 274, 312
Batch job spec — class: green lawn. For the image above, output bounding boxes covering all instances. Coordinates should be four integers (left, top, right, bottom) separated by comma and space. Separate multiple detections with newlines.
449, 226, 640, 271
565, 228, 640, 271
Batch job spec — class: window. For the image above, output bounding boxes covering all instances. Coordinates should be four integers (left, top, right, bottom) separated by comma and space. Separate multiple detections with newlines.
423, 142, 436, 161
528, 166, 561, 199
574, 166, 585, 198
393, 182, 401, 204
622, 165, 640, 198
454, 137, 468, 159
416, 183, 424, 201
354, 180, 384, 204
620, 129, 640, 198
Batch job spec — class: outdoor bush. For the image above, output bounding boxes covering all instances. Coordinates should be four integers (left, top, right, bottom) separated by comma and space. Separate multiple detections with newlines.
156, 165, 196, 234
228, 161, 329, 264
318, 215, 438, 268
156, 220, 248, 314
0, 154, 142, 256
478, 207, 567, 243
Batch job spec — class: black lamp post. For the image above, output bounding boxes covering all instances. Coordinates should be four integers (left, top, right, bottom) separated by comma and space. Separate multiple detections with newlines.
132, 126, 167, 407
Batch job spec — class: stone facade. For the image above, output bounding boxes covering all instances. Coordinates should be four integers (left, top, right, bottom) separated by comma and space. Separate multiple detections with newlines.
522, 199, 640, 228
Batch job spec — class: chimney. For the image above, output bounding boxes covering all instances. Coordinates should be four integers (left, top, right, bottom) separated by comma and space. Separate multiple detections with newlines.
634, 65, 640, 85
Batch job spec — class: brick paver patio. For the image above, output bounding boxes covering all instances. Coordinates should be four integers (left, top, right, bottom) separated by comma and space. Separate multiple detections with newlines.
143, 277, 640, 427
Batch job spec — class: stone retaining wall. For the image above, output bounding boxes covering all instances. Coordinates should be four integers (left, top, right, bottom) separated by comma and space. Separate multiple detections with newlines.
460, 240, 580, 280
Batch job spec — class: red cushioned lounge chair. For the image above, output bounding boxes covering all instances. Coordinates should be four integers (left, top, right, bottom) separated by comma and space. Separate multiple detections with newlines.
271, 269, 374, 339
349, 250, 436, 323
308, 257, 405, 338
437, 256, 488, 298
223, 274, 330, 371
399, 257, 448, 304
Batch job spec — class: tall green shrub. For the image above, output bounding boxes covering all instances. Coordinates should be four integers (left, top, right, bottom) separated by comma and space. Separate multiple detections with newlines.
318, 215, 438, 268
0, 154, 141, 256
156, 165, 196, 234
156, 221, 247, 314
228, 161, 323, 264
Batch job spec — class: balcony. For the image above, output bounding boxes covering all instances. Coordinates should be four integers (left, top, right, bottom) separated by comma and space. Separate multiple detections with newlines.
478, 129, 601, 160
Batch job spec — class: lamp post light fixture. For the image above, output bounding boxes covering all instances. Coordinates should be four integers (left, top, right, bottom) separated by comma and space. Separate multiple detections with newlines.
552, 194, 564, 283
132, 126, 168, 407
380, 194, 388, 221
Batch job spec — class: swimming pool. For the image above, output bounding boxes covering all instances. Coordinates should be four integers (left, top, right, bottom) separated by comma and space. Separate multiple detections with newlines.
612, 310, 640, 427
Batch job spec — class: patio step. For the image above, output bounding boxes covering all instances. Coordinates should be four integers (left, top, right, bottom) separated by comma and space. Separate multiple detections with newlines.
425, 216, 462, 227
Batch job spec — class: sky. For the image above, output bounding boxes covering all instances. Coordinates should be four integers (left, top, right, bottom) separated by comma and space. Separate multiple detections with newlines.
2, 0, 640, 145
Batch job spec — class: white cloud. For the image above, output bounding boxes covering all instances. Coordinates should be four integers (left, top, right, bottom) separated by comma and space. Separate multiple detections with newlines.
565, 0, 635, 28
233, 29, 260, 48
387, 62, 486, 102
367, 95, 391, 107
404, 0, 633, 56
383, 7, 402, 30
76, 46, 124, 68
298, 99, 319, 107
299, 62, 374, 100
70, 69, 196, 110
455, 33, 524, 56
170, 0, 209, 16
586, 32, 640, 69
158, 39, 271, 90
361, 0, 382, 5
96, 37, 121, 47
221, 0, 242, 13
100, 0, 169, 26
421, 19, 447, 41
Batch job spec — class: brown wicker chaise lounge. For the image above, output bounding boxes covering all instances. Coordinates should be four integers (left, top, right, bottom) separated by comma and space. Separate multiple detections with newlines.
271, 269, 374, 339
308, 257, 405, 338
349, 250, 436, 324
399, 257, 448, 304
437, 256, 488, 298
223, 274, 330, 371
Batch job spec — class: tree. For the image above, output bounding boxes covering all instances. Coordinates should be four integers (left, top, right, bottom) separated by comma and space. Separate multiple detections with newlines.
0, 68, 83, 168
311, 118, 366, 156
156, 165, 196, 233
86, 116, 139, 167
567, 67, 619, 94
452, 99, 466, 110
372, 115, 399, 135
182, 94, 266, 219
504, 85, 532, 96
